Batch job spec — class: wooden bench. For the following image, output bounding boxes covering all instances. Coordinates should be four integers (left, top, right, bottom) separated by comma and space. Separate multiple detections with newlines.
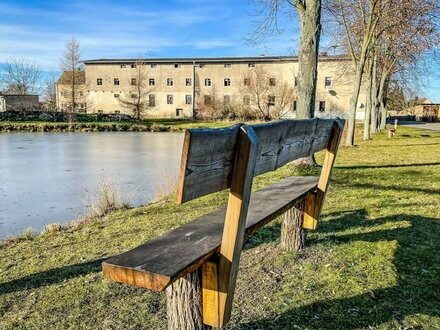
103, 118, 344, 329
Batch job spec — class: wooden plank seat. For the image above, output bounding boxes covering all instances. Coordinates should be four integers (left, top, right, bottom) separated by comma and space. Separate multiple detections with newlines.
102, 175, 319, 291
103, 118, 344, 328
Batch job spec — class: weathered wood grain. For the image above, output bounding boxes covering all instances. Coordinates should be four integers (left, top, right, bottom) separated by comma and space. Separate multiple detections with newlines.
177, 124, 241, 204
102, 175, 319, 292
177, 119, 342, 204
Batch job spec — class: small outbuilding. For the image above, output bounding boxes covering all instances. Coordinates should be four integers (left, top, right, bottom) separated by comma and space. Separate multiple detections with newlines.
0, 93, 39, 112
406, 97, 440, 122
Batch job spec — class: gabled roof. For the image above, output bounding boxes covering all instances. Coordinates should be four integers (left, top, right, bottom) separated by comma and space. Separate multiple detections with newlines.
57, 71, 86, 85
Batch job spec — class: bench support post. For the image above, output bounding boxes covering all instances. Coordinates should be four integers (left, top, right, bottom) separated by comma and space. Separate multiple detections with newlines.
166, 270, 212, 330
303, 121, 343, 229
202, 126, 258, 328
281, 200, 307, 251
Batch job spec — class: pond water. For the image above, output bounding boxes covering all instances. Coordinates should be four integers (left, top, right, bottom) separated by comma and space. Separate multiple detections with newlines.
0, 132, 184, 239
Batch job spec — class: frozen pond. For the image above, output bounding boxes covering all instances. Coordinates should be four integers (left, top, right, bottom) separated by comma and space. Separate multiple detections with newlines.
0, 132, 183, 239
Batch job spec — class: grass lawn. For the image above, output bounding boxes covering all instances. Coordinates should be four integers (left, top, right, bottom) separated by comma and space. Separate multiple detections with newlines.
1, 125, 439, 329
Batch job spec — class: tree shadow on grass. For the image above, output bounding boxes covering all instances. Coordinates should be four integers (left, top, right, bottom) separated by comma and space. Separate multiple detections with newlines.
236, 211, 440, 329
337, 161, 440, 170
0, 258, 105, 295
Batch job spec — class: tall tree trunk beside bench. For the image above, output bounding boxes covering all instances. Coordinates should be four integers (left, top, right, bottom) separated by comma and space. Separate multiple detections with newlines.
166, 271, 212, 330
281, 201, 307, 251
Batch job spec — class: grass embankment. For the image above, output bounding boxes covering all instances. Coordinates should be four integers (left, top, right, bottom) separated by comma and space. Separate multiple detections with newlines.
1, 126, 440, 329
0, 119, 233, 133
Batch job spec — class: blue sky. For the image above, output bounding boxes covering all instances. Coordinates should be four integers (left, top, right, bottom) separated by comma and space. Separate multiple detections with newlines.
0, 0, 439, 101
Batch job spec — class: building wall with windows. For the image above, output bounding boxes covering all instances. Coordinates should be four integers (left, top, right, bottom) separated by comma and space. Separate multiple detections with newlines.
56, 71, 88, 112
77, 55, 367, 119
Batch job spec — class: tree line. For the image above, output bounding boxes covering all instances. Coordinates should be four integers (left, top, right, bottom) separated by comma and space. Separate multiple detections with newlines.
255, 0, 439, 145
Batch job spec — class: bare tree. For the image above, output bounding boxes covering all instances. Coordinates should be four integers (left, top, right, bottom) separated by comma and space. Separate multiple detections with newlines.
240, 66, 295, 120
43, 73, 58, 111
118, 60, 155, 119
1, 58, 41, 95
326, 0, 440, 145
60, 37, 82, 116
254, 0, 322, 119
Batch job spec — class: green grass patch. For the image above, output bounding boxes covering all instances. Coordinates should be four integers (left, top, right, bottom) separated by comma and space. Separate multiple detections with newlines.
1, 126, 440, 329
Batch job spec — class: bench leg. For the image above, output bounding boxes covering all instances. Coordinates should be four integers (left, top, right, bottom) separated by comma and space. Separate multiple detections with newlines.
166, 270, 212, 330
281, 201, 307, 251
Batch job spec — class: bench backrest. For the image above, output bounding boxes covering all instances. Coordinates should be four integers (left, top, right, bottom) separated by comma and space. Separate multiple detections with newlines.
177, 118, 340, 203
176, 118, 344, 327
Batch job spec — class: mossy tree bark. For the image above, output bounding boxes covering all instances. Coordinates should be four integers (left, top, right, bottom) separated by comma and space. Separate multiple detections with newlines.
281, 201, 307, 251
166, 270, 212, 330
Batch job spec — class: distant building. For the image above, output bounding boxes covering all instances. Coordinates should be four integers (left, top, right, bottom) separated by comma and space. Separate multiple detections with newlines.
0, 93, 39, 112
406, 98, 440, 122
55, 70, 88, 112
56, 55, 368, 119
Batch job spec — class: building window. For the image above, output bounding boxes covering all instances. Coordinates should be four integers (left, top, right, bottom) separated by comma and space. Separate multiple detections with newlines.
186, 78, 192, 86
292, 100, 297, 112
224, 78, 231, 87
114, 78, 119, 85
120, 65, 126, 68
325, 77, 333, 88
97, 78, 102, 86
114, 93, 119, 98
294, 76, 299, 87
149, 78, 155, 86
131, 64, 136, 68
167, 95, 173, 105
205, 78, 212, 86
248, 63, 255, 67
224, 63, 231, 68
204, 95, 213, 105
243, 95, 250, 105
131, 78, 137, 86
176, 108, 183, 117
151, 64, 157, 68
244, 78, 251, 86
115, 110, 121, 114
268, 95, 275, 106
131, 93, 137, 99
269, 78, 276, 86
149, 94, 156, 107
174, 64, 180, 68
167, 78, 173, 86
185, 95, 192, 105
79, 91, 84, 97
224, 95, 231, 104
319, 101, 326, 112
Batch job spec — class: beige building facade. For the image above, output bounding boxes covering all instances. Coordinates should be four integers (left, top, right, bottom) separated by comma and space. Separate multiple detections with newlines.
57, 55, 367, 119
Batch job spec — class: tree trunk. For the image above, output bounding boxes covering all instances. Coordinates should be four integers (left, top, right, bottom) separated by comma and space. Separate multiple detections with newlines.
363, 61, 373, 141
370, 57, 379, 134
345, 61, 365, 146
378, 74, 389, 131
166, 270, 212, 330
281, 201, 307, 251
296, 0, 321, 119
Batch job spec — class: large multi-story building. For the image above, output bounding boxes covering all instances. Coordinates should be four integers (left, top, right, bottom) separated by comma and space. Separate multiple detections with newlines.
56, 55, 367, 119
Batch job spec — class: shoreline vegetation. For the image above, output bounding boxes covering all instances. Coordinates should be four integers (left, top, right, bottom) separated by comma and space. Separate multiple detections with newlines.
1, 126, 440, 329
0, 110, 237, 133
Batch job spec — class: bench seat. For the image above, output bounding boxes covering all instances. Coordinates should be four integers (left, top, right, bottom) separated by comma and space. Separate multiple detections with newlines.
102, 175, 319, 291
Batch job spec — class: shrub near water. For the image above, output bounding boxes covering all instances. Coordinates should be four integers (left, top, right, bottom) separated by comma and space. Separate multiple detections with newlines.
85, 179, 130, 219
